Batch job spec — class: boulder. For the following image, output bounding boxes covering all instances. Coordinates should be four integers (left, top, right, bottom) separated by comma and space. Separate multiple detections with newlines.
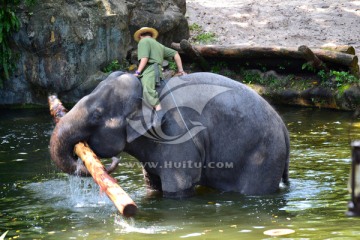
0, 0, 189, 106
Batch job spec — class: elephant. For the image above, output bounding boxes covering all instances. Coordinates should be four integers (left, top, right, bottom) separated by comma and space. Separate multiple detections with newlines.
50, 71, 290, 198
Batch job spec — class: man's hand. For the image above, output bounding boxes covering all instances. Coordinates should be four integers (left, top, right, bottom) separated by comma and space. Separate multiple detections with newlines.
175, 70, 187, 76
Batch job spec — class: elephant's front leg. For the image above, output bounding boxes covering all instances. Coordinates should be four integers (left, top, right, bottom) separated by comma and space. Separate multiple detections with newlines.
160, 167, 200, 198
143, 168, 162, 192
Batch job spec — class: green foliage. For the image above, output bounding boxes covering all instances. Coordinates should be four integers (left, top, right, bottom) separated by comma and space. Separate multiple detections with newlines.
330, 70, 359, 87
302, 61, 359, 91
102, 59, 131, 73
0, 2, 20, 86
240, 69, 262, 85
301, 62, 316, 73
189, 22, 216, 44
103, 60, 121, 73
0, 0, 36, 87
189, 23, 202, 31
193, 32, 216, 44
168, 60, 177, 71
210, 61, 227, 74
317, 69, 328, 81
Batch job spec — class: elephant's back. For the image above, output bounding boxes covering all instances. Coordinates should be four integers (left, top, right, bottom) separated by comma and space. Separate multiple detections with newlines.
182, 72, 281, 120
182, 72, 266, 102
178, 72, 288, 147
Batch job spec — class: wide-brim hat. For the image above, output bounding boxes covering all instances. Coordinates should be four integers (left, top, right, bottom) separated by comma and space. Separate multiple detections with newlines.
133, 27, 159, 42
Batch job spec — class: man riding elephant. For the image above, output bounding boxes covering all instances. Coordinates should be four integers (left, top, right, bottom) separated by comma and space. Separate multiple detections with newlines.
133, 27, 187, 125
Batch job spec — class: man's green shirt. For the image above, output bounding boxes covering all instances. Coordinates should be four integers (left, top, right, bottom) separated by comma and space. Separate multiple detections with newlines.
137, 37, 177, 64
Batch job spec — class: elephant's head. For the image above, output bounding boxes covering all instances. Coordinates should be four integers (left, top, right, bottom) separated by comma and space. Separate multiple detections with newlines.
50, 72, 147, 176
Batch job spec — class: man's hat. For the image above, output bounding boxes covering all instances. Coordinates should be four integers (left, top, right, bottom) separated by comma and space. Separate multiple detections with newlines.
133, 27, 159, 42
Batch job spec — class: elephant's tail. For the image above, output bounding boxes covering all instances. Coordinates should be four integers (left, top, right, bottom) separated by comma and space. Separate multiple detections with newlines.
282, 125, 290, 185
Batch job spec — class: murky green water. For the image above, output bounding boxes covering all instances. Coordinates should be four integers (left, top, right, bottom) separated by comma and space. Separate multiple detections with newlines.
1, 107, 360, 239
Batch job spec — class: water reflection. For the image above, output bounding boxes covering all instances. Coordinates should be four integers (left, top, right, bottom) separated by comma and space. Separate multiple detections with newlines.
1, 107, 360, 239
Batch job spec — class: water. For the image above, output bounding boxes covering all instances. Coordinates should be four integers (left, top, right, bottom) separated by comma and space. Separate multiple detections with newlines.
1, 107, 360, 239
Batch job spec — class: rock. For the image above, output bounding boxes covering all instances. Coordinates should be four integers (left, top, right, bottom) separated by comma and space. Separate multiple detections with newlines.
128, 0, 189, 46
0, 0, 189, 106
337, 85, 360, 110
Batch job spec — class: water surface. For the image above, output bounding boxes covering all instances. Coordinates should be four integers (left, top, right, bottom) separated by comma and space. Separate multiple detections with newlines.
1, 107, 360, 239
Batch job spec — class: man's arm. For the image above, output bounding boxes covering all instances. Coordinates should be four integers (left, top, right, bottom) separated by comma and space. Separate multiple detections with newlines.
174, 52, 186, 75
134, 57, 149, 76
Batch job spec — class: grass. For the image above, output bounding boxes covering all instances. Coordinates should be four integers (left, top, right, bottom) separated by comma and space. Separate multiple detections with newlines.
188, 23, 217, 44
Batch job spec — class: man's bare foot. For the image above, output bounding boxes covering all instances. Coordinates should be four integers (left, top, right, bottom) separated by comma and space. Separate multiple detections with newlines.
154, 104, 162, 111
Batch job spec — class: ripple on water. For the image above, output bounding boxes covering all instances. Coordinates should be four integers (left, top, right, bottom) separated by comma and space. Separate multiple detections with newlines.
114, 215, 178, 234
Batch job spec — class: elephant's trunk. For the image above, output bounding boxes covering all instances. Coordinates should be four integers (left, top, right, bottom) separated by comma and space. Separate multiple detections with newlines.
50, 121, 90, 176
50, 118, 121, 176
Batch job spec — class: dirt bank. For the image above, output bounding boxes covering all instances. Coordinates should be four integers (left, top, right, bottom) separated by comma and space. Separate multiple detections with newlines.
186, 0, 360, 59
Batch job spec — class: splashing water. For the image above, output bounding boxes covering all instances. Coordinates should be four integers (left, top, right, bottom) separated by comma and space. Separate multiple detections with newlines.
26, 175, 113, 212
114, 215, 176, 234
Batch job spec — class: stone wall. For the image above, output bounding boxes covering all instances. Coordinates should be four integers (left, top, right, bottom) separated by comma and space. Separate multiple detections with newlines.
0, 0, 189, 106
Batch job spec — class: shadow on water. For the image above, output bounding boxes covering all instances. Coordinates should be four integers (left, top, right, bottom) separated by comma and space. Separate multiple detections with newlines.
1, 107, 360, 239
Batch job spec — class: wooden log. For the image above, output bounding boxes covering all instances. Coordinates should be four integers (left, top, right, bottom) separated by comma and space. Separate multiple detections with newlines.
179, 39, 210, 71
171, 43, 359, 75
74, 142, 137, 218
48, 95, 67, 123
48, 95, 137, 217
298, 45, 329, 72
311, 49, 359, 76
320, 45, 356, 55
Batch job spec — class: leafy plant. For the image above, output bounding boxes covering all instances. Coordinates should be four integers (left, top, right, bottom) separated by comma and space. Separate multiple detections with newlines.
210, 61, 227, 74
102, 60, 121, 73
317, 69, 329, 82
102, 59, 132, 73
302, 60, 359, 91
330, 70, 359, 87
240, 69, 262, 84
0, 0, 36, 87
193, 32, 216, 44
189, 23, 202, 32
301, 62, 316, 73
188, 22, 216, 44
168, 60, 177, 71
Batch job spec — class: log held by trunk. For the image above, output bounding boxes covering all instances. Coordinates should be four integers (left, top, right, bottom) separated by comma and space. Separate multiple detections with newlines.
48, 95, 137, 217
74, 142, 137, 218
48, 95, 67, 123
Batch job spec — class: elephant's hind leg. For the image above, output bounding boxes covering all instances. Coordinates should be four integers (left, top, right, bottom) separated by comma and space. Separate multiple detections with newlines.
237, 165, 282, 195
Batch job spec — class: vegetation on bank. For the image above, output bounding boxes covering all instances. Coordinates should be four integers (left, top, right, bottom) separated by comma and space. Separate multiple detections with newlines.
189, 23, 217, 44
213, 61, 359, 92
0, 0, 36, 87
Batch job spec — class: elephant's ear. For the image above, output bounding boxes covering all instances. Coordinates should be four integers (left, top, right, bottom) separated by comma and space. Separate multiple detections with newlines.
126, 106, 153, 143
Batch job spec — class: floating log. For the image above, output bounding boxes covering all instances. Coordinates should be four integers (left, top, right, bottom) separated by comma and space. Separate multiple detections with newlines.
171, 43, 359, 76
48, 95, 137, 217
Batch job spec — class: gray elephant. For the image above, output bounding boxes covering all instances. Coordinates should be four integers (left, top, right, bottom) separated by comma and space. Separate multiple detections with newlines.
50, 71, 290, 198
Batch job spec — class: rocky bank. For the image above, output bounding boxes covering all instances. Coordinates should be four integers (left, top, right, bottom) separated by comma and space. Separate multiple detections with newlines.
0, 0, 188, 106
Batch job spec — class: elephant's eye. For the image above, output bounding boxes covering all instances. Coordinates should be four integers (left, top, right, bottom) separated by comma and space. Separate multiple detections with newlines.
90, 108, 103, 124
